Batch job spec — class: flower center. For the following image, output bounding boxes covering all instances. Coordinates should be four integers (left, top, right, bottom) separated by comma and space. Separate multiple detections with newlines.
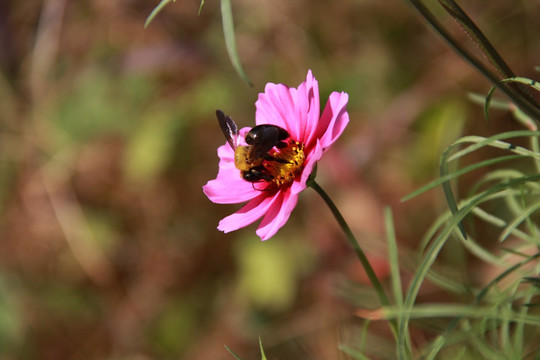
264, 140, 305, 186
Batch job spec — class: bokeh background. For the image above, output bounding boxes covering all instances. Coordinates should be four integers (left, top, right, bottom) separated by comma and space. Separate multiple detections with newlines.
0, 0, 538, 358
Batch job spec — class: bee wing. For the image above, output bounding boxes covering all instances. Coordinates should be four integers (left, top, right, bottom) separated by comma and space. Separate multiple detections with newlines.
216, 109, 239, 149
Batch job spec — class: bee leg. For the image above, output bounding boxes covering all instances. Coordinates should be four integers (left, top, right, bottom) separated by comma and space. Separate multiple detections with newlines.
275, 141, 288, 149
252, 182, 271, 192
262, 154, 290, 164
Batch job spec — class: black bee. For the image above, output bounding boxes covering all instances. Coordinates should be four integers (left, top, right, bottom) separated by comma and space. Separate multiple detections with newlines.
216, 110, 290, 183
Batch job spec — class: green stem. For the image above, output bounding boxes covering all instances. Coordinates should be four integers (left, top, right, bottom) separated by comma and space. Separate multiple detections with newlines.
404, 0, 540, 122
307, 179, 390, 307
437, 0, 538, 108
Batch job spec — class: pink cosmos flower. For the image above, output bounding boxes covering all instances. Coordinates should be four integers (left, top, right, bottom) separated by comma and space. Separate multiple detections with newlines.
203, 70, 349, 240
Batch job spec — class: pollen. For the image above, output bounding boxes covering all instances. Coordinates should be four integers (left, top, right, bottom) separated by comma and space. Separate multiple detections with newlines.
264, 141, 305, 186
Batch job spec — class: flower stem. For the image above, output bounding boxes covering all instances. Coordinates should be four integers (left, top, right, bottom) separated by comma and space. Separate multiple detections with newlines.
307, 179, 390, 307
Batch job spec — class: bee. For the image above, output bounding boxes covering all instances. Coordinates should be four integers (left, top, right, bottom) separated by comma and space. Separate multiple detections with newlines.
216, 109, 292, 184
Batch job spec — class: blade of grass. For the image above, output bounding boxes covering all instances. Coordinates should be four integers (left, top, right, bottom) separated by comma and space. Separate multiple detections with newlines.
500, 284, 517, 358
403, 0, 540, 121
198, 0, 205, 15
403, 130, 540, 203
145, 0, 175, 28
385, 208, 403, 308
402, 155, 524, 202
384, 207, 411, 360
448, 133, 540, 162
484, 85, 498, 122
225, 345, 244, 360
384, 304, 540, 326
513, 285, 538, 356
220, 0, 253, 86
472, 207, 538, 244
425, 319, 491, 359
259, 337, 267, 360
424, 268, 470, 294
400, 174, 540, 354
339, 345, 372, 360
485, 76, 540, 125
440, 145, 468, 239
499, 200, 540, 243
459, 233, 504, 266
468, 92, 512, 111
475, 252, 540, 303
437, 0, 514, 78
502, 77, 540, 92
468, 169, 540, 195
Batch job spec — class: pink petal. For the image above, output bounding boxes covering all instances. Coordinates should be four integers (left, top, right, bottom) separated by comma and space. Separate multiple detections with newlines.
294, 70, 320, 145
255, 70, 321, 144
256, 189, 298, 240
203, 177, 258, 204
203, 143, 259, 204
218, 191, 281, 233
291, 140, 324, 195
255, 83, 299, 139
308, 91, 349, 150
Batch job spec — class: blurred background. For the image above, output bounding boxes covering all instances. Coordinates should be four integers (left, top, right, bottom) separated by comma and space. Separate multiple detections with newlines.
0, 0, 538, 358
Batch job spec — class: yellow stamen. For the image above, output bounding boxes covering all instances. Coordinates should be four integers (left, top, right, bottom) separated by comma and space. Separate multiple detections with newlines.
264, 141, 305, 186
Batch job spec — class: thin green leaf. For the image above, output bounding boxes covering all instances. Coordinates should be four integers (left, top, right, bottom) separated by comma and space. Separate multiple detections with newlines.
384, 207, 410, 359
425, 319, 501, 360
475, 253, 540, 304
499, 201, 540, 243
484, 85, 498, 122
259, 337, 267, 360
468, 92, 512, 110
403, 0, 540, 121
383, 304, 540, 326
198, 0, 205, 15
437, 0, 514, 79
448, 132, 540, 162
402, 155, 524, 202
385, 208, 402, 307
512, 107, 538, 132
440, 141, 467, 238
529, 130, 540, 173
523, 276, 540, 289
513, 287, 536, 356
468, 169, 540, 195
472, 207, 537, 244
220, 0, 253, 86
225, 345, 244, 360
460, 233, 504, 266
400, 174, 540, 354
502, 77, 540, 92
425, 266, 470, 294
145, 0, 175, 28
339, 345, 372, 360
418, 209, 451, 254
403, 130, 540, 203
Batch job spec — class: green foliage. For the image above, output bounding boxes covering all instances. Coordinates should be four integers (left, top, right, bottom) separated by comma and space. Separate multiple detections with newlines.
0, 277, 22, 351
224, 337, 268, 360
410, 99, 466, 179
148, 299, 197, 356
485, 76, 540, 125
54, 70, 151, 145
396, 126, 540, 358
235, 234, 315, 312
123, 110, 178, 184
